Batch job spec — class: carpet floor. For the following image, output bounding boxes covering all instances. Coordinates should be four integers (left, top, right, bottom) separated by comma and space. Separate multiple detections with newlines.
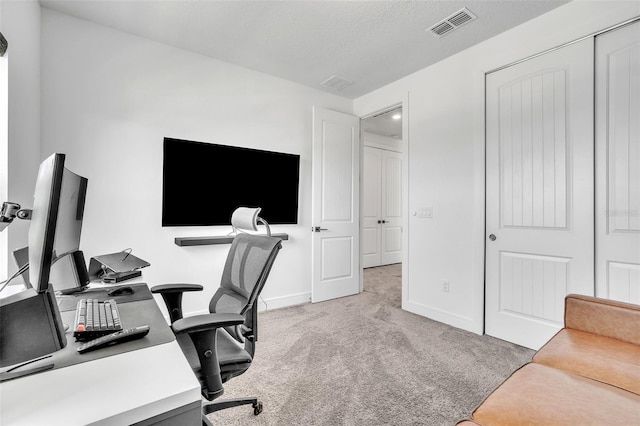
207, 264, 534, 425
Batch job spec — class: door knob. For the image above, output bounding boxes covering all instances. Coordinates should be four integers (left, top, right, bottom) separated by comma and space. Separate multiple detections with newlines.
489, 234, 496, 241
382, 220, 387, 224
377, 220, 382, 224
312, 226, 328, 232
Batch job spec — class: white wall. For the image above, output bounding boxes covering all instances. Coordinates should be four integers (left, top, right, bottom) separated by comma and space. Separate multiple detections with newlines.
0, 0, 41, 280
354, 0, 640, 334
40, 9, 352, 317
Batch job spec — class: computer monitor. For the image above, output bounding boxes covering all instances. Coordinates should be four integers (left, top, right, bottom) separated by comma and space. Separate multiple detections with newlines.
0, 153, 84, 366
28, 153, 88, 293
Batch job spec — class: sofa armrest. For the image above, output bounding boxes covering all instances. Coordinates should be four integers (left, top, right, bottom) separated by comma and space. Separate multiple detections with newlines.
564, 294, 640, 345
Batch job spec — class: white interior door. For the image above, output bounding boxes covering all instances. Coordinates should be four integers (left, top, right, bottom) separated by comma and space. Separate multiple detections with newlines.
312, 107, 360, 303
486, 38, 595, 350
595, 22, 640, 303
362, 146, 382, 268
380, 150, 402, 265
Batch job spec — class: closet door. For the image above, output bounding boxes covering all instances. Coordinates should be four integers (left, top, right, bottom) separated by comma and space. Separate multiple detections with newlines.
380, 150, 402, 265
362, 146, 382, 268
595, 22, 640, 303
485, 38, 595, 350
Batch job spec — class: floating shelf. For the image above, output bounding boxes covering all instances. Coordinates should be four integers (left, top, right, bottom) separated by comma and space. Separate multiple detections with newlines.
175, 233, 289, 246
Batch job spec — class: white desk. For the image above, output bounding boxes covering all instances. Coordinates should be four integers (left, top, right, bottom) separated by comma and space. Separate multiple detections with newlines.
0, 287, 201, 425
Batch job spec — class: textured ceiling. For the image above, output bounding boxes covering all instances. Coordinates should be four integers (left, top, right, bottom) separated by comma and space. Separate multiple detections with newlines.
39, 0, 569, 99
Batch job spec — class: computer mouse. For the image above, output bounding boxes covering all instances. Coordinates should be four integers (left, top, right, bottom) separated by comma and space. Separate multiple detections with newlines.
107, 286, 135, 296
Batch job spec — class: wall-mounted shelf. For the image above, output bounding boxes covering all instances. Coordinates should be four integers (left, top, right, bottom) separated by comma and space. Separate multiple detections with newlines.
175, 233, 289, 246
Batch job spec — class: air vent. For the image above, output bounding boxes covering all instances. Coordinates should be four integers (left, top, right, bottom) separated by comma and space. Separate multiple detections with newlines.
428, 7, 477, 38
321, 75, 353, 91
431, 21, 454, 37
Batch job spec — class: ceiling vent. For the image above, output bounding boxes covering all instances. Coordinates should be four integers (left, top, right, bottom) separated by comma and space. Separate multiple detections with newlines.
428, 8, 477, 37
321, 75, 353, 91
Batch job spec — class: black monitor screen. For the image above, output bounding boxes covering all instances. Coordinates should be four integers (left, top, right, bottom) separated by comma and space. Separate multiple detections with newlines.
28, 154, 64, 293
162, 138, 300, 226
28, 153, 88, 293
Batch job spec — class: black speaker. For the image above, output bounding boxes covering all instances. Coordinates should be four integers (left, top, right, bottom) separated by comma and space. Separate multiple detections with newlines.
0, 284, 67, 367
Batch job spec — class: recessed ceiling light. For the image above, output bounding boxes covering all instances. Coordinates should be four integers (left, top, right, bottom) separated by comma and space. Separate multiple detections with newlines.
392, 114, 402, 120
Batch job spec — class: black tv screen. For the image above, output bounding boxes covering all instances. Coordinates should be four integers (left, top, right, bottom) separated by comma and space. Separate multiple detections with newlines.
162, 138, 300, 226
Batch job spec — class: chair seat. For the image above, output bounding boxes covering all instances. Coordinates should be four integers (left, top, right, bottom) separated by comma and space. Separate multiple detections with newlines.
177, 329, 253, 388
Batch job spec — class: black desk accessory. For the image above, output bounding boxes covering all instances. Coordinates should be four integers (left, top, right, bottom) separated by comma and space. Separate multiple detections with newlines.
102, 270, 142, 284
88, 250, 150, 281
107, 285, 134, 297
77, 325, 150, 354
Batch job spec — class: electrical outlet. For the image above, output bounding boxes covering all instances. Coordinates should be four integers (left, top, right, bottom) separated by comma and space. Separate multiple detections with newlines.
442, 281, 450, 292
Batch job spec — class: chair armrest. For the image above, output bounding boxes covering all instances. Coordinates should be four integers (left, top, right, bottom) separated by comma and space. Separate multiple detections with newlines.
150, 283, 204, 323
172, 313, 246, 401
172, 313, 245, 335
565, 294, 640, 345
150, 283, 203, 294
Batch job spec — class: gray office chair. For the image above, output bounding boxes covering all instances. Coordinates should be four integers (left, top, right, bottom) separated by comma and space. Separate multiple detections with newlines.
151, 208, 282, 425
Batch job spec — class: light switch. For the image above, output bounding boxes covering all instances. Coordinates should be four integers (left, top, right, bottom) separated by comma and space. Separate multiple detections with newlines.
417, 207, 433, 218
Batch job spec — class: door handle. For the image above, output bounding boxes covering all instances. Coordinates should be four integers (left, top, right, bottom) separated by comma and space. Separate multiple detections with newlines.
377, 220, 382, 224
312, 226, 328, 232
382, 220, 387, 224
489, 234, 497, 241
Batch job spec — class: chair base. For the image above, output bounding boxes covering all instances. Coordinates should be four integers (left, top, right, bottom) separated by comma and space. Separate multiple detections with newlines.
202, 397, 263, 425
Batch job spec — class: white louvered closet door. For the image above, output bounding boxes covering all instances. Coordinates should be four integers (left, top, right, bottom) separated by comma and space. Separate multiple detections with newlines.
362, 147, 402, 268
380, 150, 402, 265
485, 38, 595, 350
362, 146, 382, 268
595, 22, 640, 303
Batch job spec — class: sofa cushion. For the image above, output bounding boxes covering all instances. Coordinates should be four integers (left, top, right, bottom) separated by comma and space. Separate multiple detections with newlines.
533, 328, 640, 395
472, 363, 640, 425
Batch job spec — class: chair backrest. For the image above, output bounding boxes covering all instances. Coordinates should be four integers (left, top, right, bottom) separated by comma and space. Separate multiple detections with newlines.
208, 233, 282, 347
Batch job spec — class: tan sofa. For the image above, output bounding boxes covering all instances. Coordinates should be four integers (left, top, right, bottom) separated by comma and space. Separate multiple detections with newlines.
459, 294, 640, 425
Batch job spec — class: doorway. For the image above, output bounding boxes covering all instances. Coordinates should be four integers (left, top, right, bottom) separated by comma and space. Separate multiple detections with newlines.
361, 105, 404, 303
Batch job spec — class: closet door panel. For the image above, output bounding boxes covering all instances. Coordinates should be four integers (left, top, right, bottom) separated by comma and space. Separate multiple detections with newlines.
595, 21, 640, 303
381, 150, 402, 265
362, 146, 382, 268
486, 38, 594, 350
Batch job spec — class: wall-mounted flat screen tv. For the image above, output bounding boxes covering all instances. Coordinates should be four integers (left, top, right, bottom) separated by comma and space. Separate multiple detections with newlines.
162, 138, 300, 226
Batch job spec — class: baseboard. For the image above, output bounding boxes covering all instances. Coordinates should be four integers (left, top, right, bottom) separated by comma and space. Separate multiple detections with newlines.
403, 300, 481, 335
258, 292, 311, 311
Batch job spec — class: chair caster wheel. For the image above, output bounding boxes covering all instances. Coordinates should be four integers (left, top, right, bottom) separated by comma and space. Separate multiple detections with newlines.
253, 401, 263, 415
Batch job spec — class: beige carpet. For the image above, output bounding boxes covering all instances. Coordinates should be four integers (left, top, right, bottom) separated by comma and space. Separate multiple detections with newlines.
207, 264, 534, 425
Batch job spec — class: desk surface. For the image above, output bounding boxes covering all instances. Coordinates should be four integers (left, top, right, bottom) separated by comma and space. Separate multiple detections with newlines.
0, 285, 201, 425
